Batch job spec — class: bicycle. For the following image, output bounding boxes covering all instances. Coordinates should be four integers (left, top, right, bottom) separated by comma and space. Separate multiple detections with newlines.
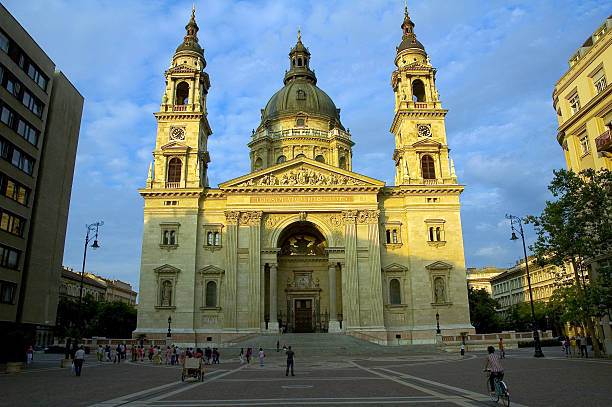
484, 370, 510, 406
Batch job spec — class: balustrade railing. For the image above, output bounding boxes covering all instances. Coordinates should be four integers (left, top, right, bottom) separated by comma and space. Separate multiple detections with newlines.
165, 182, 181, 189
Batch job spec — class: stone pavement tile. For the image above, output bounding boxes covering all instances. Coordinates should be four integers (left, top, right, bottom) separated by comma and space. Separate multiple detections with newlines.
0, 359, 181, 407
165, 365, 428, 402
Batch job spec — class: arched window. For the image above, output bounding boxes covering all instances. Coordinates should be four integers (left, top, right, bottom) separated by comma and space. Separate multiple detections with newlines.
435, 227, 441, 241
429, 227, 434, 242
412, 79, 426, 102
386, 229, 391, 244
339, 156, 346, 169
167, 158, 182, 183
205, 281, 217, 307
214, 232, 220, 246
392, 229, 398, 243
175, 81, 189, 105
207, 232, 213, 246
315, 155, 325, 163
297, 58, 302, 66
421, 155, 435, 179
277, 155, 286, 164
390, 279, 401, 305
295, 154, 306, 159
254, 157, 262, 171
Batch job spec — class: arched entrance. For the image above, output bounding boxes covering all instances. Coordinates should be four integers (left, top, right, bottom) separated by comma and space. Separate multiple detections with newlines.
275, 221, 331, 333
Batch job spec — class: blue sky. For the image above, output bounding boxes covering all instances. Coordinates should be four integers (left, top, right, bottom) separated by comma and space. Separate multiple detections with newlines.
4, 1, 610, 293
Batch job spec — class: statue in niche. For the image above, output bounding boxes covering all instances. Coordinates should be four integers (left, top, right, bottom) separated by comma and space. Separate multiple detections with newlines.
434, 277, 445, 303
161, 280, 172, 306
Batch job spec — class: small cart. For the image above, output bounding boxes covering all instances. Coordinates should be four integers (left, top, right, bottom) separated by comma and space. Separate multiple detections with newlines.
181, 357, 204, 382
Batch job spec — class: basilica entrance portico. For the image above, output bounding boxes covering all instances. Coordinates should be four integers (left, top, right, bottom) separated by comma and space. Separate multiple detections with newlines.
264, 220, 342, 333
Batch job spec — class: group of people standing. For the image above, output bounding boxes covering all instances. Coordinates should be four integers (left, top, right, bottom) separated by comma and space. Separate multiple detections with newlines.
562, 335, 592, 357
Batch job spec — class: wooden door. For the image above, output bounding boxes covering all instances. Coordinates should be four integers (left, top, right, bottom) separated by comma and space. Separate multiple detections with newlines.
294, 299, 313, 332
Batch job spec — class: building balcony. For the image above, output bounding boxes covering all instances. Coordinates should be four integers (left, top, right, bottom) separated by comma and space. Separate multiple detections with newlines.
165, 182, 181, 188
595, 129, 611, 152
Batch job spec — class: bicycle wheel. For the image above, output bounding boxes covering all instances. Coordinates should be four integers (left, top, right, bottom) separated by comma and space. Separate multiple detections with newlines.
486, 377, 498, 402
501, 392, 510, 406
498, 380, 510, 406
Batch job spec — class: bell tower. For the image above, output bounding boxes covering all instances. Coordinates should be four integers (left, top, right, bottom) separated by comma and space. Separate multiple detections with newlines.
390, 6, 457, 186
147, 6, 212, 189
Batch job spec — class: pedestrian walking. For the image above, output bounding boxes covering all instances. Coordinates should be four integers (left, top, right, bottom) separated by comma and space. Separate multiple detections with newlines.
285, 346, 295, 376
498, 338, 505, 359
205, 347, 212, 364
97, 345, 103, 362
165, 346, 171, 364
276, 340, 280, 352
460, 343, 465, 357
246, 347, 251, 364
571, 337, 577, 357
239, 348, 244, 364
26, 346, 33, 365
74, 346, 85, 376
259, 348, 265, 366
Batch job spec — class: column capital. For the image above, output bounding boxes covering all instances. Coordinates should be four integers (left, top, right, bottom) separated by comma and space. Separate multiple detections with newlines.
239, 211, 263, 226
224, 210, 240, 225
358, 209, 380, 224
342, 210, 358, 224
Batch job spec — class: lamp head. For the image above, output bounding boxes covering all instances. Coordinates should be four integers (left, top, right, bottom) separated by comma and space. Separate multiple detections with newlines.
436, 312, 440, 321
91, 239, 100, 249
168, 316, 172, 324
510, 232, 518, 241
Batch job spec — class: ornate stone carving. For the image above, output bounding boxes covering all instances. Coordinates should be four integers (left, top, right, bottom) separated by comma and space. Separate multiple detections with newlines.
328, 214, 343, 228
264, 214, 282, 229
358, 209, 380, 224
298, 211, 307, 221
236, 165, 366, 187
342, 210, 358, 224
239, 211, 263, 226
224, 210, 240, 225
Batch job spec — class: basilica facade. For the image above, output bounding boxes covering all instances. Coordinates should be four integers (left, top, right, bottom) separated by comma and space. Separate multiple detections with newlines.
135, 7, 474, 345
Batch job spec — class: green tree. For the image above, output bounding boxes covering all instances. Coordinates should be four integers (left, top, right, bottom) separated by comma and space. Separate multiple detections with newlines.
468, 287, 502, 333
526, 168, 612, 357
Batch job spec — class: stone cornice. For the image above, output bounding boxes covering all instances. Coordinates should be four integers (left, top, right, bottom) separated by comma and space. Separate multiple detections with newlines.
390, 110, 448, 133
139, 188, 203, 198
380, 185, 465, 196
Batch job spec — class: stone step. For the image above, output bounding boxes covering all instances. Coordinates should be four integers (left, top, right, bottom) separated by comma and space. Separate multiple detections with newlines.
218, 333, 440, 356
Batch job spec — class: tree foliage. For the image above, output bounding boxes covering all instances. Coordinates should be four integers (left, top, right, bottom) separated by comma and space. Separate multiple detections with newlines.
526, 168, 612, 356
468, 287, 502, 333
55, 295, 136, 339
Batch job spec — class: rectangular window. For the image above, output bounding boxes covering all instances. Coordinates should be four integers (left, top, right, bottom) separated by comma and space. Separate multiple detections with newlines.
0, 210, 25, 237
0, 280, 17, 303
580, 135, 590, 156
1, 106, 14, 127
22, 91, 42, 117
16, 119, 39, 145
0, 137, 35, 174
568, 93, 581, 114
5, 77, 20, 97
26, 63, 47, 91
593, 70, 607, 94
0, 245, 20, 269
0, 31, 9, 53
2, 176, 29, 205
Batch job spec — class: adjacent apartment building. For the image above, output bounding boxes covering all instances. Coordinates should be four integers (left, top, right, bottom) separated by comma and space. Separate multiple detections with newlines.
0, 4, 83, 353
466, 267, 505, 295
552, 13, 612, 353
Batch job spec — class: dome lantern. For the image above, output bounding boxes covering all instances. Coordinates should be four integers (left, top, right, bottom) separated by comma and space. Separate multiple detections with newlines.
397, 5, 425, 53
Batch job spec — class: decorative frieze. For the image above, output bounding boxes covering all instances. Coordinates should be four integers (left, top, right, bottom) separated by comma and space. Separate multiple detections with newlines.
236, 165, 367, 187
239, 211, 263, 226
358, 209, 380, 224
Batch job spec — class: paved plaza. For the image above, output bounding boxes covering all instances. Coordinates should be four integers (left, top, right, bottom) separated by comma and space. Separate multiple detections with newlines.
1, 346, 611, 407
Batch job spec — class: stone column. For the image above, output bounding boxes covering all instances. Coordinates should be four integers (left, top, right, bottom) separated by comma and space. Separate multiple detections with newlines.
268, 264, 279, 332
223, 211, 240, 329
246, 211, 262, 329
364, 209, 384, 327
328, 263, 341, 332
342, 210, 360, 328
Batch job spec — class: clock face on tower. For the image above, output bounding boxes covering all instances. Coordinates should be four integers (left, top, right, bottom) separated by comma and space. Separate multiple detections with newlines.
170, 127, 186, 141
417, 124, 431, 137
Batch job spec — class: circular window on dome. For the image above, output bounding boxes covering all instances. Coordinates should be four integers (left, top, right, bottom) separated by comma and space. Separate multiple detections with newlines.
296, 90, 306, 100
296, 118, 305, 126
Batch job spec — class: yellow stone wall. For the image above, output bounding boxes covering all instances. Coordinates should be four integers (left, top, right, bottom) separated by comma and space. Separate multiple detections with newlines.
553, 15, 612, 172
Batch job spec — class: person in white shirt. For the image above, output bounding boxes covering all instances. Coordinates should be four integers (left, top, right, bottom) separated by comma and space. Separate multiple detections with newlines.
74, 346, 85, 376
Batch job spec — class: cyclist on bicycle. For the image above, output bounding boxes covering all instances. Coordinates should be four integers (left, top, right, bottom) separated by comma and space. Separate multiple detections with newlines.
484, 345, 504, 392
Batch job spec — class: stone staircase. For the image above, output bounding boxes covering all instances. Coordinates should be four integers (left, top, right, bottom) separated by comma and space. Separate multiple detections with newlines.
222, 333, 440, 357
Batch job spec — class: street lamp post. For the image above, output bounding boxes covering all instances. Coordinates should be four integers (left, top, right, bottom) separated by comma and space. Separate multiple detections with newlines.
77, 221, 103, 336
506, 214, 544, 358
167, 316, 172, 339
436, 312, 441, 334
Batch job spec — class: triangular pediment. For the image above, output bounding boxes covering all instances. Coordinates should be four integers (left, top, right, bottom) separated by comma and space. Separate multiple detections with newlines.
161, 141, 190, 151
425, 261, 453, 271
154, 264, 181, 274
199, 265, 225, 275
412, 138, 442, 148
219, 157, 385, 190
382, 263, 409, 272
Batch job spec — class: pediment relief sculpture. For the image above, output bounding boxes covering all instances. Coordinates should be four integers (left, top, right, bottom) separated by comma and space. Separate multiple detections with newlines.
235, 165, 370, 187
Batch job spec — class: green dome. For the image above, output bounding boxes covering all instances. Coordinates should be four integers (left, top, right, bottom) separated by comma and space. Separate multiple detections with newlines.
262, 79, 342, 126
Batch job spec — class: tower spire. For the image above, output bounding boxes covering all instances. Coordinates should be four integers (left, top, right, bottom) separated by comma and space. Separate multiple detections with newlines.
298, 26, 301, 41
